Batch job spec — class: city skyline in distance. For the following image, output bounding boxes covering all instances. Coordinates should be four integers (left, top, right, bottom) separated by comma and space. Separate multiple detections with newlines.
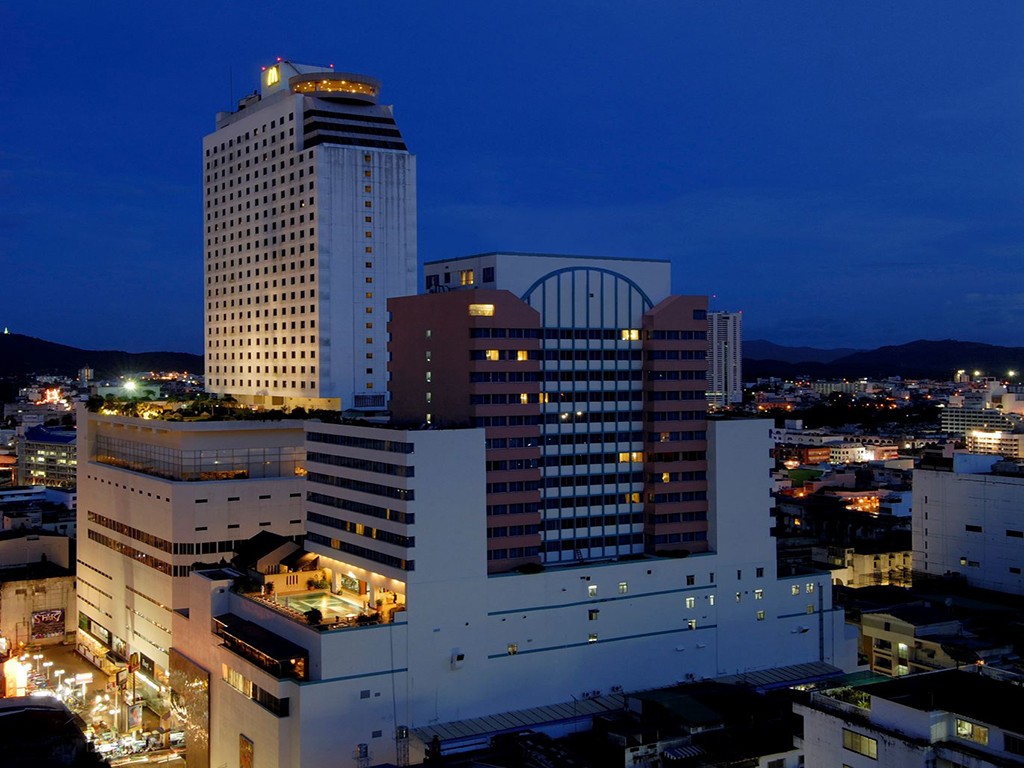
5, 2, 1024, 353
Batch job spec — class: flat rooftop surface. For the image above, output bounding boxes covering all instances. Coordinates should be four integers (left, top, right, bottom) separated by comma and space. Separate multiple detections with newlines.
863, 670, 1024, 733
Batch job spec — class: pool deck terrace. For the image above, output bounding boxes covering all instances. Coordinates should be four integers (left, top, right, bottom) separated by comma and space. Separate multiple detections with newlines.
239, 589, 402, 631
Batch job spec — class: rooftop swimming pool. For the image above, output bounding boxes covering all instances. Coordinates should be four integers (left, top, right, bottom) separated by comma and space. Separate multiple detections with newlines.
276, 591, 364, 618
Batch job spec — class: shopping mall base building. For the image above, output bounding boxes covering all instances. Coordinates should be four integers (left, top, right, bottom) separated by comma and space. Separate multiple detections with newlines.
171, 418, 856, 767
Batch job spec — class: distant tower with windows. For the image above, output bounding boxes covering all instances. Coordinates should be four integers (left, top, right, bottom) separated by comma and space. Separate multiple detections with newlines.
707, 311, 742, 407
203, 61, 416, 411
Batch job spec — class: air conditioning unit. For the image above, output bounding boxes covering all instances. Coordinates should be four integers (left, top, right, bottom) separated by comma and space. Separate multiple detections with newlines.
450, 648, 465, 670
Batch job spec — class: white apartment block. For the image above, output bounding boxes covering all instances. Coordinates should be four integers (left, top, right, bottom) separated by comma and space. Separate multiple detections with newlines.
170, 418, 855, 767
913, 452, 1024, 593
707, 311, 742, 407
940, 403, 1020, 436
75, 408, 305, 684
965, 429, 1024, 459
203, 62, 416, 410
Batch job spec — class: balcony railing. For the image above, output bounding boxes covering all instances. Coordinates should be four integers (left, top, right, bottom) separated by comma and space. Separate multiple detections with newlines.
213, 613, 308, 681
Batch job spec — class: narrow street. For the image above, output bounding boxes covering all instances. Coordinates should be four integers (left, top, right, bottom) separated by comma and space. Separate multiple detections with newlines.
13, 642, 184, 764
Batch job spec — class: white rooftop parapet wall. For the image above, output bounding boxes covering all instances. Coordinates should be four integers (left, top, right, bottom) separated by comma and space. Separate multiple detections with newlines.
952, 451, 1001, 474
424, 252, 673, 307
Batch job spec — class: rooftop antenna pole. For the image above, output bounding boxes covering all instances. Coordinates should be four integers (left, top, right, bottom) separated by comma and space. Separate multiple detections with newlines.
229, 67, 234, 106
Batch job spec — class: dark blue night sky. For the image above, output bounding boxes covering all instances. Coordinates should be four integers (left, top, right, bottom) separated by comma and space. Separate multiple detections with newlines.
4, 2, 1024, 353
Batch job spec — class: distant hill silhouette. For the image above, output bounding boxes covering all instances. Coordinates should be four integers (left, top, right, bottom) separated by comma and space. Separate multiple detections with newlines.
0, 334, 203, 380
746, 339, 1024, 380
744, 339, 862, 364
3, 332, 1019, 385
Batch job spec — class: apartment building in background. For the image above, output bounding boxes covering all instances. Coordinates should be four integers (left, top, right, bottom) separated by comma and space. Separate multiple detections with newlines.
707, 310, 742, 407
16, 424, 77, 488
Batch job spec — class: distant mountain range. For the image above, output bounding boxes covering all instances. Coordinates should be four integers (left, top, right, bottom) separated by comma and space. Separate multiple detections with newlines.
744, 340, 863, 364
0, 334, 203, 380
745, 339, 1024, 380
1, 333, 1020, 384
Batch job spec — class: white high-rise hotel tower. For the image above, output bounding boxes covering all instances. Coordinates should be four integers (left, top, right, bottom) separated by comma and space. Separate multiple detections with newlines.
203, 61, 416, 411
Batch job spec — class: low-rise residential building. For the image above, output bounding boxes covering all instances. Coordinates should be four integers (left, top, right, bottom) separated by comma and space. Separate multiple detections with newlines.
0, 487, 76, 536
775, 444, 832, 466
813, 542, 912, 588
0, 487, 48, 505
1, 502, 77, 538
775, 490, 911, 577
837, 586, 1021, 678
797, 668, 1024, 766
965, 429, 1024, 459
0, 485, 76, 537
859, 604, 1013, 678
3, 402, 70, 429
878, 489, 912, 517
16, 425, 76, 488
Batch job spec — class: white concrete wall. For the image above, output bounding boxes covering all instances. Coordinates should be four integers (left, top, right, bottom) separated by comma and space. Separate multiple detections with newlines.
317, 146, 416, 404
707, 420, 774, 563
796, 701, 930, 767
0, 534, 69, 568
914, 464, 1024, 593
